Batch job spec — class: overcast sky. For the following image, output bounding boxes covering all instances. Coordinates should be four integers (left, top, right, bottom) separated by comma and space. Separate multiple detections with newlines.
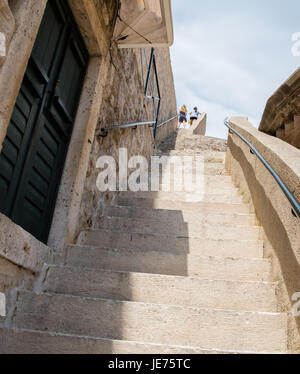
170, 0, 300, 139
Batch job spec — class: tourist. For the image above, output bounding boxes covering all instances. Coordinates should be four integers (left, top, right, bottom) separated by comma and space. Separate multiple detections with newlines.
178, 105, 188, 129
189, 107, 201, 126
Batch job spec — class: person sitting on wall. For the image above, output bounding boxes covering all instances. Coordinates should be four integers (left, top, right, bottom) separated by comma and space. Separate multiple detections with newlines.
178, 105, 188, 129
189, 107, 201, 126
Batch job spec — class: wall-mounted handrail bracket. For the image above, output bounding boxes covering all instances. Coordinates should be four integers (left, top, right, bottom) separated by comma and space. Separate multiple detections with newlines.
98, 48, 178, 140
225, 117, 300, 219
144, 48, 161, 139
98, 128, 108, 139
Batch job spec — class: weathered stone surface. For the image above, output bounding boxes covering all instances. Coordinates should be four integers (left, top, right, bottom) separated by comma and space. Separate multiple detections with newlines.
158, 130, 227, 154
0, 0, 15, 67
65, 245, 271, 281
101, 205, 257, 226
1, 128, 293, 353
259, 68, 300, 149
0, 328, 258, 354
43, 265, 280, 312
95, 215, 260, 240
113, 196, 250, 213
187, 112, 207, 136
77, 47, 177, 237
0, 1, 296, 353
0, 214, 52, 273
226, 116, 300, 352
12, 290, 287, 353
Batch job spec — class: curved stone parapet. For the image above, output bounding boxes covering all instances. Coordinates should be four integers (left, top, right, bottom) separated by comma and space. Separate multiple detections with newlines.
226, 116, 300, 352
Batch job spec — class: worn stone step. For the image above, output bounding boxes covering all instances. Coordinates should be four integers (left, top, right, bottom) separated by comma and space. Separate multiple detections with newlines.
117, 191, 243, 204
174, 135, 227, 150
145, 165, 226, 177
65, 245, 270, 281
157, 151, 226, 163
143, 176, 237, 192
95, 217, 260, 241
1, 328, 281, 354
143, 175, 231, 190
156, 164, 227, 176
149, 174, 233, 185
102, 205, 257, 226
78, 228, 262, 252
12, 291, 287, 352
42, 265, 280, 313
144, 177, 237, 193
157, 183, 235, 193
115, 197, 250, 214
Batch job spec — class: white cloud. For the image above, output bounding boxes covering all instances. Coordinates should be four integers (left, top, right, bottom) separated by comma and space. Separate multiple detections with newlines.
170, 0, 300, 139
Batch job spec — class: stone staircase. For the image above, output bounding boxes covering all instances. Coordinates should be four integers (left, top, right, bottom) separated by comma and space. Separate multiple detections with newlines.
0, 132, 288, 354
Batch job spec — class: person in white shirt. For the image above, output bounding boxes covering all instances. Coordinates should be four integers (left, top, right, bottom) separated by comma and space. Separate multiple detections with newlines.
189, 107, 201, 125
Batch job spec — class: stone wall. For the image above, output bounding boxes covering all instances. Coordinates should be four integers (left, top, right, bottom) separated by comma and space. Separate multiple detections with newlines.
0, 0, 15, 67
259, 68, 300, 150
77, 45, 177, 236
0, 0, 177, 308
226, 117, 300, 353
187, 113, 207, 136
0, 0, 49, 303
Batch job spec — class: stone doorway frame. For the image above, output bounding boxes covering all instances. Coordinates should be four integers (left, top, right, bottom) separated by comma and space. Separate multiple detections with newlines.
0, 0, 110, 255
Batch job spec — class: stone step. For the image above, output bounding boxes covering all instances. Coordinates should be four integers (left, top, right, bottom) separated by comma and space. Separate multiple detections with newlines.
1, 328, 282, 354
143, 176, 236, 192
145, 165, 227, 177
157, 183, 236, 193
115, 197, 250, 213
42, 265, 280, 313
157, 151, 226, 163
149, 174, 233, 184
95, 217, 260, 241
156, 164, 227, 176
65, 245, 270, 281
117, 191, 243, 204
79, 228, 262, 252
103, 205, 257, 226
147, 176, 236, 193
12, 291, 287, 353
174, 143, 227, 153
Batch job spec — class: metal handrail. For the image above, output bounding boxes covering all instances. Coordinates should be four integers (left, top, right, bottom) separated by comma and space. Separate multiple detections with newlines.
224, 117, 300, 218
98, 115, 178, 138
99, 49, 178, 139
157, 114, 179, 128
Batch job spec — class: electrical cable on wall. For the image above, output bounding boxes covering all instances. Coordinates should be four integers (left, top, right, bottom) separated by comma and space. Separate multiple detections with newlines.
115, 14, 153, 45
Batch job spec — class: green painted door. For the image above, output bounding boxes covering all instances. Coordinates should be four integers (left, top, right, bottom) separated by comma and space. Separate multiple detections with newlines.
0, 0, 88, 243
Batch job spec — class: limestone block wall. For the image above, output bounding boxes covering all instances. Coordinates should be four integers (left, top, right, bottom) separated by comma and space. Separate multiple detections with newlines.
259, 68, 300, 150
0, 0, 177, 308
226, 117, 300, 353
77, 45, 177, 236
